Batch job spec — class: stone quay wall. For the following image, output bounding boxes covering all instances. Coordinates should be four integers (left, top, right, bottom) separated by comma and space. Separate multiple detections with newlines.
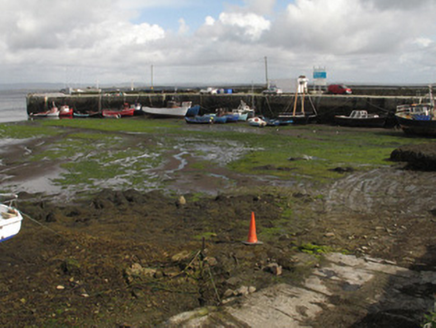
26, 88, 428, 125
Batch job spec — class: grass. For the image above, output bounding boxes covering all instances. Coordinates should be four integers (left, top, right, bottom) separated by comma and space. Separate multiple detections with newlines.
0, 118, 431, 195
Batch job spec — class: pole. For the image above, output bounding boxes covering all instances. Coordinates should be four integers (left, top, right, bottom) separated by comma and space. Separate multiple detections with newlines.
151, 65, 154, 90
264, 56, 269, 89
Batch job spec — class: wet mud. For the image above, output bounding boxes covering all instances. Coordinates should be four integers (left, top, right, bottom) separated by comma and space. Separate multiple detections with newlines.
1, 125, 436, 327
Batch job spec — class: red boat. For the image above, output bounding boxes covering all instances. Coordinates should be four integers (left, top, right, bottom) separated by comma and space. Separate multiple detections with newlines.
102, 103, 135, 118
59, 105, 73, 117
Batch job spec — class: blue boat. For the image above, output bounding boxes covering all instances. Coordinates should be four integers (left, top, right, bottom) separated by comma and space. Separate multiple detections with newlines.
185, 115, 214, 124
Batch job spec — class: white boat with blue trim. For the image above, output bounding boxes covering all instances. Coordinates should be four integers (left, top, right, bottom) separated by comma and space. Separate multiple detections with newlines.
0, 194, 23, 242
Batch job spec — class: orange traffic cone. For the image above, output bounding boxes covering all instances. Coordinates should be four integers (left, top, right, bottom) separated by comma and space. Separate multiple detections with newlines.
242, 212, 263, 245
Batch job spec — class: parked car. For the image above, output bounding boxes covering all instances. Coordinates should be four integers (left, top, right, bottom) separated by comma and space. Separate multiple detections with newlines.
328, 84, 352, 95
262, 86, 283, 95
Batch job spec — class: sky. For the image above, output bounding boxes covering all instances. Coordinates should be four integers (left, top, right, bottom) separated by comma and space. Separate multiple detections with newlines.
1, 0, 436, 87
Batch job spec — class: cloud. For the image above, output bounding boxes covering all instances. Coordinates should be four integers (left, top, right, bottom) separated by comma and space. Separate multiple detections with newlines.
217, 12, 271, 41
0, 0, 436, 85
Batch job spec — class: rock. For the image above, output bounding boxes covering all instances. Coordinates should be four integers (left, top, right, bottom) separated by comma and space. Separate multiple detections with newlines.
235, 286, 249, 296
248, 286, 256, 294
265, 263, 283, 276
177, 196, 186, 206
124, 263, 158, 283
223, 289, 234, 298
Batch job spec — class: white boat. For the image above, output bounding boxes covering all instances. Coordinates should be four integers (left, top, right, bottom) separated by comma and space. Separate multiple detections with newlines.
232, 100, 255, 121
334, 110, 387, 127
142, 101, 193, 118
29, 102, 60, 118
0, 194, 23, 242
248, 116, 267, 127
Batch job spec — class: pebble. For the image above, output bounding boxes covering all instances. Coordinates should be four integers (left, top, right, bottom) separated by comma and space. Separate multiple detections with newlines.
177, 196, 186, 206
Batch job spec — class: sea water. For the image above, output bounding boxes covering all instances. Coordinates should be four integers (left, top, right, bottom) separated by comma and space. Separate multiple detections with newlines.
0, 90, 30, 123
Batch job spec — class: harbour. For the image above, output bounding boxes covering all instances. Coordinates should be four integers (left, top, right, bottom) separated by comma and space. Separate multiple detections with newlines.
25, 84, 432, 126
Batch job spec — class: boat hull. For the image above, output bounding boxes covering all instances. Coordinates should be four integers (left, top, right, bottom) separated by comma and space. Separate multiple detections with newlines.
278, 113, 315, 125
334, 116, 387, 127
0, 204, 23, 242
185, 116, 214, 124
142, 102, 195, 118
395, 114, 436, 136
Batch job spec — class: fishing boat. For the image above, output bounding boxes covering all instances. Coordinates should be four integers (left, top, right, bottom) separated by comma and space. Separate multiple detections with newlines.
0, 194, 23, 242
232, 100, 255, 121
102, 103, 135, 118
395, 86, 436, 136
59, 105, 73, 118
334, 110, 387, 127
142, 101, 194, 118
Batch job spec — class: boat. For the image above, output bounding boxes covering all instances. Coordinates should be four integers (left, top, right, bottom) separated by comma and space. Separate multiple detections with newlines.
334, 110, 387, 127
131, 103, 143, 115
395, 104, 436, 136
185, 113, 227, 124
73, 111, 102, 118
102, 103, 135, 118
185, 105, 201, 117
232, 100, 255, 121
395, 86, 436, 136
59, 105, 73, 118
210, 115, 227, 124
29, 102, 60, 118
278, 85, 317, 124
216, 108, 240, 122
0, 194, 23, 242
248, 116, 267, 127
185, 115, 215, 124
142, 101, 194, 118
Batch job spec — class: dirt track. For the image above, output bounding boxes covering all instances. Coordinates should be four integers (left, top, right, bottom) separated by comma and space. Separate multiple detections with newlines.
1, 124, 436, 327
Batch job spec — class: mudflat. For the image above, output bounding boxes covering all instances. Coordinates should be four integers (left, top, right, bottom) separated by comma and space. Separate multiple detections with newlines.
1, 118, 436, 327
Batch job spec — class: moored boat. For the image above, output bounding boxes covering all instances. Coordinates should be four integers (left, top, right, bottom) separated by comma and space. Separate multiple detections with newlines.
73, 111, 102, 118
59, 105, 73, 117
102, 103, 135, 118
395, 86, 436, 136
142, 101, 194, 118
232, 100, 255, 121
185, 115, 214, 124
0, 194, 23, 242
334, 110, 387, 127
29, 102, 60, 118
248, 116, 267, 127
